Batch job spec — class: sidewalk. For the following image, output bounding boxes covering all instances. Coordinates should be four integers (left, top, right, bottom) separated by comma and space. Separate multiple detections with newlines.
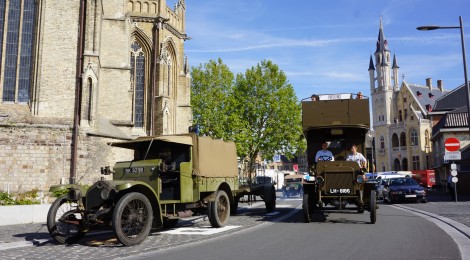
398, 193, 470, 228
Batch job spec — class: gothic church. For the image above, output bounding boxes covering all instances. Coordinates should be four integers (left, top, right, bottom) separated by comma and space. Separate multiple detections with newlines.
0, 0, 192, 194
369, 19, 447, 172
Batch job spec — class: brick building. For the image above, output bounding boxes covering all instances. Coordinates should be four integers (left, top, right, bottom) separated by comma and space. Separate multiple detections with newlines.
0, 0, 192, 194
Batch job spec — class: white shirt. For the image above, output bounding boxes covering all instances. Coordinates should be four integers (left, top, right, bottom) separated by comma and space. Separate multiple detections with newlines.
346, 152, 366, 166
315, 150, 334, 162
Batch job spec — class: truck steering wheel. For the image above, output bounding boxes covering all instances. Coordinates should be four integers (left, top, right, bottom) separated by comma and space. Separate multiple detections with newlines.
318, 155, 333, 161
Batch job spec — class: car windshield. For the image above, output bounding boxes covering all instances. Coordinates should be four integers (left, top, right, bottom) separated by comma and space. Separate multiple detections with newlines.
286, 178, 302, 183
389, 178, 418, 186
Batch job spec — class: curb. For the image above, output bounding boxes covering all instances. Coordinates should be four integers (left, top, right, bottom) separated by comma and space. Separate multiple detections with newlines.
393, 204, 470, 260
0, 204, 51, 226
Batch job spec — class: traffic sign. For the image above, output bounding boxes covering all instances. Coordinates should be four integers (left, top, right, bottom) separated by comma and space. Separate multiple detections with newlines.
445, 138, 460, 152
452, 177, 458, 183
451, 170, 458, 176
451, 163, 457, 170
444, 152, 461, 160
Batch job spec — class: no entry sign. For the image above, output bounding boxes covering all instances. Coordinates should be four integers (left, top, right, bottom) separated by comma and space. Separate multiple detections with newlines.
445, 138, 460, 152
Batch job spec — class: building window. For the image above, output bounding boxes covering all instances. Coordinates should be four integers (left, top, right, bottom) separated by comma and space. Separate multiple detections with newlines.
412, 155, 420, 170
398, 110, 402, 122
284, 166, 289, 171
404, 97, 407, 103
411, 129, 418, 146
380, 136, 385, 149
404, 109, 408, 120
400, 132, 406, 147
1, 0, 36, 103
131, 41, 146, 128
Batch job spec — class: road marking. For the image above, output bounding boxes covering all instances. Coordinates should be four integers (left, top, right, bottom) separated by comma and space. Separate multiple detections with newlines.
265, 211, 280, 216
161, 225, 241, 235
0, 239, 51, 251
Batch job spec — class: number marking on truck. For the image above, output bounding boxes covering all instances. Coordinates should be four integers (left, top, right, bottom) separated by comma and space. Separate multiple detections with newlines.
329, 189, 351, 194
123, 167, 144, 174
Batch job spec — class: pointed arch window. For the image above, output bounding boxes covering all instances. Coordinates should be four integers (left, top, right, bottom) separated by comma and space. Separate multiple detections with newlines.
1, 0, 36, 102
411, 129, 418, 146
131, 41, 146, 128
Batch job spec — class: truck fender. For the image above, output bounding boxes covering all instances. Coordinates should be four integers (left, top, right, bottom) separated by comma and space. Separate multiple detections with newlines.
114, 182, 163, 229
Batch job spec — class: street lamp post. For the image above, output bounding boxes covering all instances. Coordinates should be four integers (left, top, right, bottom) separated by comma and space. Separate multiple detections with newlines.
417, 16, 470, 136
417, 16, 469, 203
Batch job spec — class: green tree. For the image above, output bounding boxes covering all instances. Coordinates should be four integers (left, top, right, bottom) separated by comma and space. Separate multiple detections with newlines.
191, 59, 305, 181
190, 58, 235, 140
231, 60, 305, 179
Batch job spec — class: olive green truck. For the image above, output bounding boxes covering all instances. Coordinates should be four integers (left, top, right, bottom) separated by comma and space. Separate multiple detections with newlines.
47, 134, 276, 246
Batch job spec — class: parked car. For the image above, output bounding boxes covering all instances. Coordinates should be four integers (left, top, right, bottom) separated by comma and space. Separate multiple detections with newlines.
376, 174, 409, 200
382, 177, 427, 203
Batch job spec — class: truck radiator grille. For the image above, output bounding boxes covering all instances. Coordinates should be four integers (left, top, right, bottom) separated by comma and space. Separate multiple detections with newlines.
324, 172, 354, 191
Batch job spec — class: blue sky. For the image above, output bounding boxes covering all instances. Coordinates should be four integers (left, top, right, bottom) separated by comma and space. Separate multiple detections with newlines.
173, 0, 469, 101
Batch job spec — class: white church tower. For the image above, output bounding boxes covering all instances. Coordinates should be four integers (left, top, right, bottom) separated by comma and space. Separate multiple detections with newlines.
370, 18, 398, 127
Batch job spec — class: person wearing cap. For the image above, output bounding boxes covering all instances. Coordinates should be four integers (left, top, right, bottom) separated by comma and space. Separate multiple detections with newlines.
346, 144, 367, 168
315, 142, 334, 162
356, 92, 363, 99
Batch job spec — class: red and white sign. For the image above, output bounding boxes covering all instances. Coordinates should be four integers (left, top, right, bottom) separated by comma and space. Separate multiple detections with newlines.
445, 138, 460, 152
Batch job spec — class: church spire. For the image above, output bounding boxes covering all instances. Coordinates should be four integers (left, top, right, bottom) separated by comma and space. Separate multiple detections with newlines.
375, 17, 389, 53
392, 54, 399, 69
369, 55, 375, 71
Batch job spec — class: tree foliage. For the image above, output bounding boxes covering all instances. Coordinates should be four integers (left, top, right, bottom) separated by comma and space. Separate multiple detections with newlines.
190, 58, 234, 140
230, 60, 305, 174
191, 59, 306, 176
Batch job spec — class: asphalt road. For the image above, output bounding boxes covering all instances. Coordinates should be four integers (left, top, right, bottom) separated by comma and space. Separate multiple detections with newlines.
126, 199, 461, 260
0, 197, 466, 260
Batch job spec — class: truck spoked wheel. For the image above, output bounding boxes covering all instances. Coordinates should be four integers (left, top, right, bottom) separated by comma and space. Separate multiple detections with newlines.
47, 195, 85, 244
369, 190, 377, 224
264, 187, 276, 213
208, 190, 230, 227
302, 193, 314, 223
113, 192, 153, 246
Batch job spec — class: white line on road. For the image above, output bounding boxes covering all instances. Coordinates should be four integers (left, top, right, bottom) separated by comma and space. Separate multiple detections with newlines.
161, 225, 241, 235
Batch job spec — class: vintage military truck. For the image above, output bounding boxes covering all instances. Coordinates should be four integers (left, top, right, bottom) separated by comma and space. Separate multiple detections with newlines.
301, 93, 377, 224
282, 174, 304, 198
47, 134, 276, 246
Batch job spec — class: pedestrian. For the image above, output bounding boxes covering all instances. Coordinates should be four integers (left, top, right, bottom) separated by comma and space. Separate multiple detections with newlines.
448, 175, 456, 201
346, 144, 367, 168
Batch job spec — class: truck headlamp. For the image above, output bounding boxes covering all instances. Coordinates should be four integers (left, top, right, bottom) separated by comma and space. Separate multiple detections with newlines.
316, 176, 324, 184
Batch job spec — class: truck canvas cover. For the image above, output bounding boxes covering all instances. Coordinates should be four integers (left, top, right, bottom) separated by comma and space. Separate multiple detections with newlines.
110, 134, 238, 178
302, 98, 370, 130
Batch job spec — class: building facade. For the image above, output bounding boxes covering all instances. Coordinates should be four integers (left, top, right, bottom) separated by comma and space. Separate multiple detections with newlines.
430, 85, 470, 193
0, 0, 192, 194
369, 19, 447, 173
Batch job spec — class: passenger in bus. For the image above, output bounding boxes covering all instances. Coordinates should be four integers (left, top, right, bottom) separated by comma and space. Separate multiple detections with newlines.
315, 141, 334, 162
310, 94, 319, 101
356, 92, 363, 99
346, 144, 367, 168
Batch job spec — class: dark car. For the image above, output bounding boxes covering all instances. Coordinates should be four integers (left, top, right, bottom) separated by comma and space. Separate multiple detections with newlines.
383, 177, 427, 203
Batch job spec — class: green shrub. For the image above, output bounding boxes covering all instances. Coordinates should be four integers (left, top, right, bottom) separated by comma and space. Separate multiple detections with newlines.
0, 190, 41, 206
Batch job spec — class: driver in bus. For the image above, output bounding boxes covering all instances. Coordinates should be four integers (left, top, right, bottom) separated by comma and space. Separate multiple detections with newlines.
315, 141, 335, 162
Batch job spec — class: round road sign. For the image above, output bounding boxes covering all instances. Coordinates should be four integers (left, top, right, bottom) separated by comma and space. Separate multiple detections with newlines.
445, 138, 460, 152
452, 177, 458, 183
451, 170, 458, 176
